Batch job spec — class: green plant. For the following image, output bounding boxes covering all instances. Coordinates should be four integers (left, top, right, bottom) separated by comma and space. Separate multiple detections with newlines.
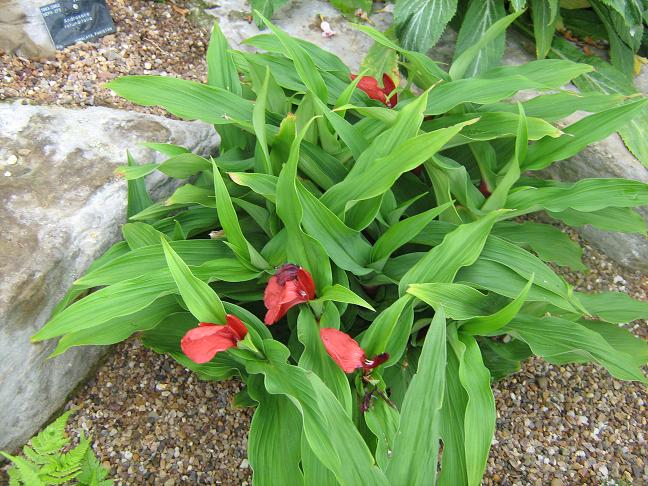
1, 410, 112, 486
390, 0, 648, 166
33, 14, 648, 485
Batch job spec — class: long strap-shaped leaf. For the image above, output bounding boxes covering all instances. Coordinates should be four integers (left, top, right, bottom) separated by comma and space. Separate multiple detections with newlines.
386, 308, 447, 485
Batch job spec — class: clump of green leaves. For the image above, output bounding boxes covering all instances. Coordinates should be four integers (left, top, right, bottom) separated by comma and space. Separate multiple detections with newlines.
1, 411, 112, 486
390, 0, 648, 166
32, 12, 648, 486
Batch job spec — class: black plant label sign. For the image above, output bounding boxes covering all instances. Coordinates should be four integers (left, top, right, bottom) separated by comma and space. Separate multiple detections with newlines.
40, 0, 116, 50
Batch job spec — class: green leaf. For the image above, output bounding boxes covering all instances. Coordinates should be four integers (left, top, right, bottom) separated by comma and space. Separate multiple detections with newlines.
115, 162, 158, 180
323, 119, 478, 215
576, 291, 648, 323
531, 0, 559, 59
107, 76, 254, 126
481, 103, 527, 211
212, 162, 252, 263
394, 0, 458, 52
50, 295, 181, 357
577, 320, 648, 368
524, 99, 648, 169
502, 315, 647, 382
229, 171, 278, 202
399, 211, 501, 295
315, 284, 375, 311
460, 278, 532, 335
438, 341, 468, 485
548, 207, 647, 233
161, 238, 226, 323
253, 67, 272, 175
386, 308, 446, 485
125, 151, 153, 218
247, 375, 303, 486
206, 21, 246, 151
33, 270, 177, 341
450, 330, 496, 486
365, 398, 399, 470
450, 8, 521, 80
371, 203, 451, 263
257, 13, 328, 102
122, 222, 168, 250
250, 0, 290, 27
297, 182, 372, 275
492, 221, 586, 271
158, 153, 212, 179
506, 178, 648, 215
360, 296, 413, 363
453, 0, 507, 77
425, 62, 592, 115
142, 142, 190, 157
74, 240, 236, 288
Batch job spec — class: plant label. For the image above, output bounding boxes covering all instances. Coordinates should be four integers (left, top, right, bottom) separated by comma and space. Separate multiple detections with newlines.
40, 0, 116, 50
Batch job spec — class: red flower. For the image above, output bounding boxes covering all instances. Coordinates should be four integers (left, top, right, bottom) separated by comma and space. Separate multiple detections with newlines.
351, 73, 398, 108
180, 314, 248, 364
320, 327, 389, 373
264, 264, 316, 325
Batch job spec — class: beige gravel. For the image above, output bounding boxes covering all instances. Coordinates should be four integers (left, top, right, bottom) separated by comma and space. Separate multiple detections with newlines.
2, 1, 647, 484
1, 0, 210, 112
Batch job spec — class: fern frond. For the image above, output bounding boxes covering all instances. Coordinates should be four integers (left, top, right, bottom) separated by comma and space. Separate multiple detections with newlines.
29, 410, 74, 456
0, 451, 45, 486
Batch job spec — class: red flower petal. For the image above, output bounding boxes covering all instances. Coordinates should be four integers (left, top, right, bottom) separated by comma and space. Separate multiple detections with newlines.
352, 74, 388, 105
181, 325, 238, 364
320, 328, 366, 373
226, 314, 248, 340
381, 73, 398, 108
296, 268, 316, 300
263, 265, 316, 325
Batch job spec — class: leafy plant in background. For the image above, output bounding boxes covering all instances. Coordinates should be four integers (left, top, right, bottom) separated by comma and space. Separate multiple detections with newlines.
32, 12, 648, 485
1, 410, 112, 486
390, 0, 648, 165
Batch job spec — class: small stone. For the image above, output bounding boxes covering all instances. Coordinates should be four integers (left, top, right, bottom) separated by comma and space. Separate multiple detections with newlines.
17, 149, 32, 156
3, 154, 18, 165
144, 61, 152, 70
550, 478, 563, 486
239, 458, 249, 469
537, 377, 548, 389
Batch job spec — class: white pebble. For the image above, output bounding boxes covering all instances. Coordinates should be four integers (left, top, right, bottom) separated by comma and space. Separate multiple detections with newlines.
613, 275, 626, 284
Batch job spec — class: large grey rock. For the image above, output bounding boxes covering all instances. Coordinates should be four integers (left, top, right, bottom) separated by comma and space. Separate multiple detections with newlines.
0, 0, 56, 58
0, 102, 219, 451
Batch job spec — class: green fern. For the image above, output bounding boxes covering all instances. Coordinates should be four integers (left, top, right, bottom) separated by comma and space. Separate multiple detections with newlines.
1, 410, 112, 486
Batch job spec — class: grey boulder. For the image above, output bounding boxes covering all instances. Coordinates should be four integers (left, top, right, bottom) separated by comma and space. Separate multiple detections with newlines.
0, 102, 219, 451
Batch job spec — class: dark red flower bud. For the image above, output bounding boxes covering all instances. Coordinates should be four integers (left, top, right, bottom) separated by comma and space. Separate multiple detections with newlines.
263, 264, 316, 325
479, 179, 491, 197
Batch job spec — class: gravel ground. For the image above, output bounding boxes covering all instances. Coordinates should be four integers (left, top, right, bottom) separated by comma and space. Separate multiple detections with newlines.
1, 0, 210, 112
2, 2, 647, 484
